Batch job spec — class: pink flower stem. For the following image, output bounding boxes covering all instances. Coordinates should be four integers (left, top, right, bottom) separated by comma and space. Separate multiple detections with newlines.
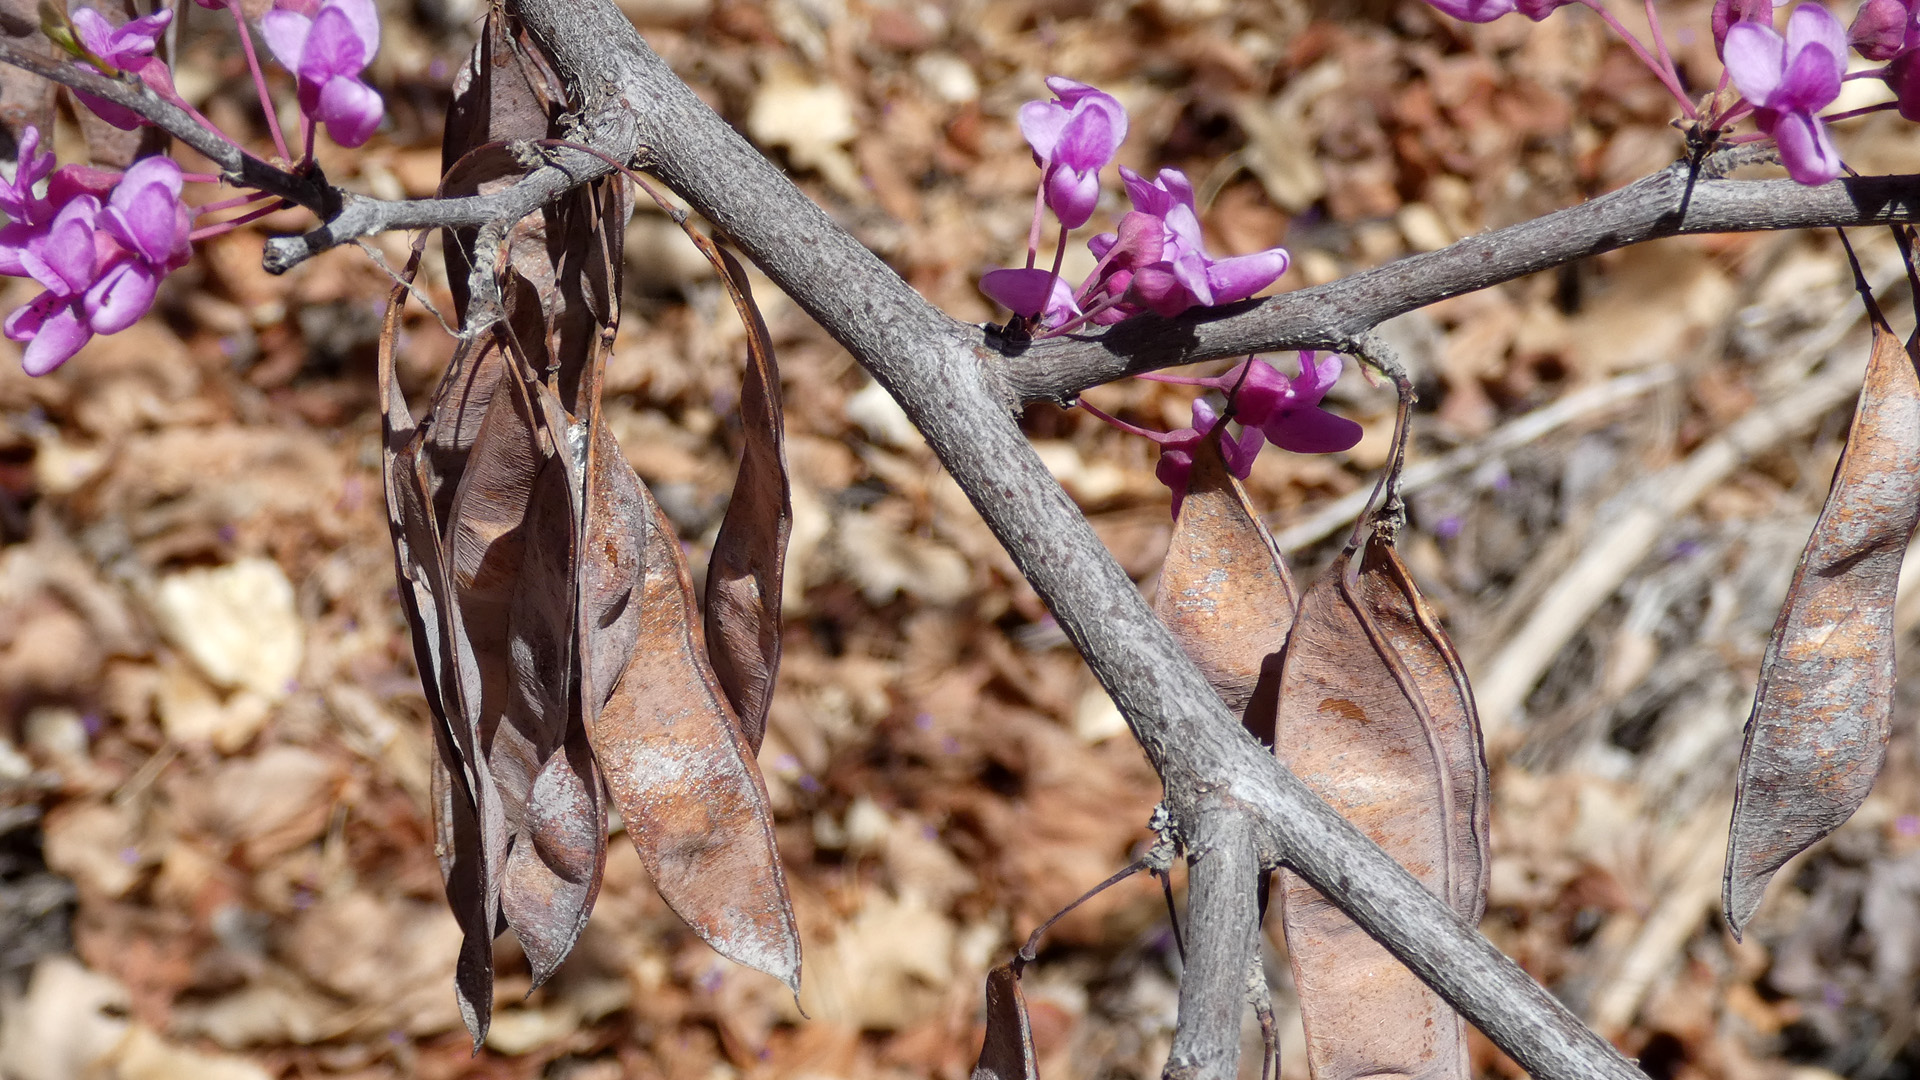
1642, 0, 1678, 91
1037, 294, 1125, 339
1076, 398, 1173, 442
300, 113, 316, 168
180, 171, 224, 184
230, 4, 293, 163
193, 190, 278, 215
1025, 175, 1048, 269
1845, 68, 1889, 81
1578, 0, 1697, 118
1821, 101, 1898, 123
189, 199, 287, 240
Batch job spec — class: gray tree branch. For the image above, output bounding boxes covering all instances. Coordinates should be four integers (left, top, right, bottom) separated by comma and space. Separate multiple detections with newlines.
1008, 162, 1920, 403
506, 1, 1650, 1078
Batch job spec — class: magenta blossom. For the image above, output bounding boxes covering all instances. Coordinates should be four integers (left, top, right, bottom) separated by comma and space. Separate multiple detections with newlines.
1142, 354, 1362, 457
1019, 77, 1128, 230
1227, 354, 1363, 454
1150, 399, 1262, 519
262, 0, 385, 147
2, 156, 192, 376
1725, 5, 1848, 185
1080, 168, 1288, 322
67, 7, 187, 131
0, 126, 55, 230
978, 267, 1082, 329
1848, 0, 1910, 58
1713, 0, 1779, 55
1421, 0, 1571, 22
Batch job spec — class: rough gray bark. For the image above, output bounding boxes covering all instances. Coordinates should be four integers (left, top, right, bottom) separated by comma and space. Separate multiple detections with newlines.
506, 3, 1649, 1078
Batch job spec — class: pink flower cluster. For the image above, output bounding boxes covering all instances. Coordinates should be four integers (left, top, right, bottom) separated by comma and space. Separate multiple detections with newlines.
67, 0, 383, 149
980, 77, 1360, 515
0, 130, 191, 374
1420, 0, 1920, 188
1, 0, 390, 375
980, 78, 1292, 333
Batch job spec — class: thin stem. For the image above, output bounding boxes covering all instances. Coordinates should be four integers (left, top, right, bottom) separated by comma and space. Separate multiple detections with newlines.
188, 199, 285, 240
301, 111, 315, 167
1076, 398, 1175, 443
231, 4, 292, 163
1578, 0, 1697, 117
1642, 0, 1677, 91
1823, 101, 1899, 124
1025, 173, 1048, 270
1037, 293, 1125, 339
193, 190, 277, 215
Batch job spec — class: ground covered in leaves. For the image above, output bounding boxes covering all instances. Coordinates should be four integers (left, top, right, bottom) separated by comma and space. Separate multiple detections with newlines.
3, 0, 1920, 1077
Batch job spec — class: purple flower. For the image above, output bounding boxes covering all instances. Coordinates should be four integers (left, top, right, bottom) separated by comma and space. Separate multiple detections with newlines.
71, 7, 172, 70
1422, 0, 1570, 22
1849, 0, 1910, 59
1725, 5, 1848, 185
1153, 399, 1261, 519
0, 126, 56, 228
262, 0, 385, 147
1019, 77, 1127, 230
1081, 167, 1288, 322
1713, 0, 1779, 55
979, 266, 1082, 328
68, 7, 186, 130
1228, 354, 1363, 454
2, 156, 191, 375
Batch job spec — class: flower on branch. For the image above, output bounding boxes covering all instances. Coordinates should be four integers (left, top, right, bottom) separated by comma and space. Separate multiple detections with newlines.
2, 155, 191, 376
1725, 4, 1847, 184
263, 0, 385, 147
1713, 0, 1779, 54
66, 6, 190, 130
1079, 167, 1289, 323
1420, 0, 1571, 23
978, 266, 1082, 328
1229, 353, 1364, 455
1847, 0, 1910, 59
1018, 77, 1127, 230
0, 125, 55, 229
1150, 399, 1261, 519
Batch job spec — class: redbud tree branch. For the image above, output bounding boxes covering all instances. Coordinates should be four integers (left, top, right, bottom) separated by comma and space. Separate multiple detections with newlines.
510, 2, 1647, 1079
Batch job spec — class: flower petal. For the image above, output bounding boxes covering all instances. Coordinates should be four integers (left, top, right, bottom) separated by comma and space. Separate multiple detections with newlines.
1156, 445, 1195, 519
260, 10, 314, 72
1017, 99, 1070, 162
1265, 406, 1364, 454
330, 0, 382, 59
69, 9, 115, 60
318, 76, 384, 146
1786, 3, 1848, 63
1205, 248, 1290, 304
82, 259, 157, 334
302, 4, 368, 84
1052, 105, 1119, 173
18, 299, 91, 376
1726, 21, 1789, 104
1424, 0, 1519, 20
980, 267, 1062, 318
1774, 41, 1843, 110
1043, 164, 1101, 230
1771, 108, 1843, 183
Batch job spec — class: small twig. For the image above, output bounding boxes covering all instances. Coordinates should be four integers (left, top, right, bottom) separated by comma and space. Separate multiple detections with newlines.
0, 38, 329, 212
355, 239, 456, 337
1012, 858, 1148, 975
1249, 957, 1279, 1080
